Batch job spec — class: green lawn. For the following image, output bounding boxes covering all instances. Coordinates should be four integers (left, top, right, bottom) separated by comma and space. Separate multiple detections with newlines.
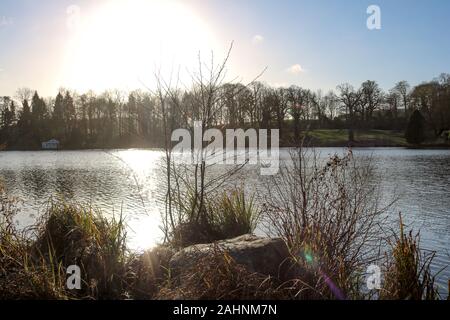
305, 129, 408, 146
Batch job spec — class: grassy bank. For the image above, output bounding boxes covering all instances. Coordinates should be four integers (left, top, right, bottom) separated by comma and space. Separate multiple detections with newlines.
293, 129, 450, 148
0, 180, 445, 300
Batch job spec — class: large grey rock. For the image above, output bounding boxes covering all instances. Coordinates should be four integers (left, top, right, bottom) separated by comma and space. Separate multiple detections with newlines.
169, 234, 290, 278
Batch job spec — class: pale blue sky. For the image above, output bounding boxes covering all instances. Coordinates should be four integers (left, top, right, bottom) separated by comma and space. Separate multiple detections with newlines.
1, 0, 449, 97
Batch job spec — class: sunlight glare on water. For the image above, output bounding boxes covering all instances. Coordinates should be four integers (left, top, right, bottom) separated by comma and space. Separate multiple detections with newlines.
0, 148, 449, 293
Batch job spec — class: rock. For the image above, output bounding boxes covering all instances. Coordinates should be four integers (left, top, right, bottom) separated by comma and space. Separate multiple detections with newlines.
169, 234, 290, 279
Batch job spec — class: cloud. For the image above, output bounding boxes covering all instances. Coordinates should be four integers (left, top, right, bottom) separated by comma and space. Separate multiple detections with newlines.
286, 64, 304, 74
0, 16, 13, 28
252, 34, 264, 45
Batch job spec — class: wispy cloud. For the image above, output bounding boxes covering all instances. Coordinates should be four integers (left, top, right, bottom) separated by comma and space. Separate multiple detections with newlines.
252, 34, 264, 45
0, 16, 13, 28
286, 64, 304, 74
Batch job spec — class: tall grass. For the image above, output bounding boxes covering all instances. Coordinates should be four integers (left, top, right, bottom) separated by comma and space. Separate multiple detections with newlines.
1, 183, 67, 299
32, 203, 129, 299
0, 184, 136, 299
169, 187, 260, 248
209, 188, 260, 239
381, 214, 438, 300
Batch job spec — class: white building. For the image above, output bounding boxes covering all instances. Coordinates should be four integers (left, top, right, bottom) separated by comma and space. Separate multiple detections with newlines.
41, 139, 60, 150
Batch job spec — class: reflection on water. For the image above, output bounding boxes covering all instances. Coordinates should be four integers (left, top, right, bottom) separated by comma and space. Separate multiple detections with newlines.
0, 148, 449, 295
0, 150, 166, 250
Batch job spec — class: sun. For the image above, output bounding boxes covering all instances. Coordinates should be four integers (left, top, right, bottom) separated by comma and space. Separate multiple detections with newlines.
61, 0, 217, 93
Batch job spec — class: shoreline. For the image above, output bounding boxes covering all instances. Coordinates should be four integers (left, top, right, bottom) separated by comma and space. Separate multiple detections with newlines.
2, 129, 449, 151
2, 143, 450, 151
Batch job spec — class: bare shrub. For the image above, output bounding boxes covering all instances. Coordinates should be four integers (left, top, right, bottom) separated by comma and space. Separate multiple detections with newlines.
262, 147, 388, 299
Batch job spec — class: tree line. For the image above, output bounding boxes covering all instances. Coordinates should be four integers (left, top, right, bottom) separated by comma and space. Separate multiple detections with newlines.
1, 73, 449, 149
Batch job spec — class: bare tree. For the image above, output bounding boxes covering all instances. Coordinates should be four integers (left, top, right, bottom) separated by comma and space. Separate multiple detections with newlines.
393, 81, 411, 117
156, 44, 251, 246
386, 90, 400, 122
324, 90, 338, 120
15, 87, 33, 107
310, 90, 328, 127
249, 81, 266, 128
287, 86, 307, 144
337, 83, 363, 142
275, 88, 289, 138
361, 80, 384, 124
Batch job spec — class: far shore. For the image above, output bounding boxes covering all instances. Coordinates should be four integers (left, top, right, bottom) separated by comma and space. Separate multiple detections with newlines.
2, 143, 450, 151
1, 129, 449, 151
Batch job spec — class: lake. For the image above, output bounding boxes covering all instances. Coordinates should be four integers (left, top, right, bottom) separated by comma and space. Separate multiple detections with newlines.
0, 148, 449, 295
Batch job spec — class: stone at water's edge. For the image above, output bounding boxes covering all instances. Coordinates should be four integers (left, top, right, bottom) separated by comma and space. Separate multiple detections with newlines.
169, 234, 291, 278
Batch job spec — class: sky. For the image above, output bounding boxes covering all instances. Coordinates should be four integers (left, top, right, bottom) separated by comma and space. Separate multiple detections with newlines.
0, 0, 449, 98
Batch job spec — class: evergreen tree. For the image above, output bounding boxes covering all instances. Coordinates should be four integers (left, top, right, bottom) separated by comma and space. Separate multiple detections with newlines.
30, 91, 48, 143
18, 99, 32, 136
53, 92, 65, 138
31, 91, 47, 121
405, 109, 426, 145
63, 91, 76, 139
53, 92, 64, 121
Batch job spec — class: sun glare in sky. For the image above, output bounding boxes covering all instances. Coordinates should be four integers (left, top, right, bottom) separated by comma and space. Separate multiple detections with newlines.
2, 0, 450, 97
61, 0, 218, 93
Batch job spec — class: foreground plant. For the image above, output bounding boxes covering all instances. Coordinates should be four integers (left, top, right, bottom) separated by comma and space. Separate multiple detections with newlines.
32, 203, 130, 299
262, 147, 390, 299
169, 187, 260, 248
157, 245, 285, 300
0, 187, 134, 299
381, 214, 439, 300
0, 179, 445, 300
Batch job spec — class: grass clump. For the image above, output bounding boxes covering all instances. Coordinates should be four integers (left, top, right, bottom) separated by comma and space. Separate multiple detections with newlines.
0, 181, 147, 300
0, 180, 174, 300
1, 183, 67, 299
169, 187, 260, 248
31, 203, 129, 299
209, 189, 259, 239
381, 214, 439, 300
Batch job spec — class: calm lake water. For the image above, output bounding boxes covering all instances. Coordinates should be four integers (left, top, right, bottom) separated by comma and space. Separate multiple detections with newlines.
0, 148, 449, 295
